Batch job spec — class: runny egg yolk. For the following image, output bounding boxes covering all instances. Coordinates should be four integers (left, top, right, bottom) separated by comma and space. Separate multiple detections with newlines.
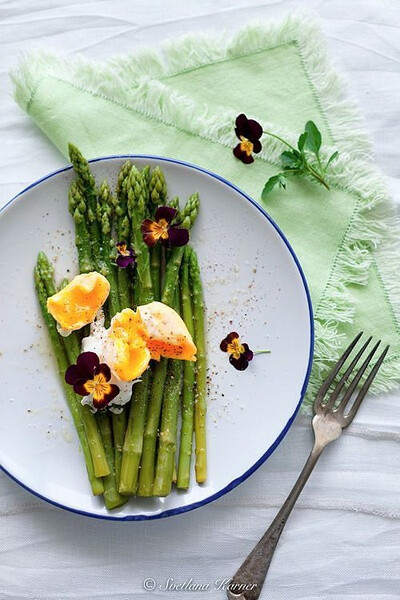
47, 272, 110, 332
108, 309, 151, 382
106, 303, 197, 382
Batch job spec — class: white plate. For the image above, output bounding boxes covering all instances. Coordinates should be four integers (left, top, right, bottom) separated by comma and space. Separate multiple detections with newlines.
0, 156, 313, 520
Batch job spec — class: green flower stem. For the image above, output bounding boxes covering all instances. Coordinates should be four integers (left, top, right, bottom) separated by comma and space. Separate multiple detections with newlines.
35, 256, 107, 492
253, 350, 271, 355
177, 247, 196, 489
187, 247, 207, 484
97, 412, 129, 509
262, 130, 297, 153
305, 163, 330, 190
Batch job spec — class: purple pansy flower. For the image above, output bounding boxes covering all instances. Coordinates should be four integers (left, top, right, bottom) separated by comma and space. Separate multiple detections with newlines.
65, 351, 120, 409
116, 241, 135, 268
220, 331, 254, 371
141, 206, 189, 248
233, 114, 263, 164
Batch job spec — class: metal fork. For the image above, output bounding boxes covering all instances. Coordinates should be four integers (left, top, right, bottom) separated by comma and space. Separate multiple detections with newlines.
227, 333, 389, 600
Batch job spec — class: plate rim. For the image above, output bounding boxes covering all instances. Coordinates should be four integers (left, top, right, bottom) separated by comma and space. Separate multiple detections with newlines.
0, 154, 314, 521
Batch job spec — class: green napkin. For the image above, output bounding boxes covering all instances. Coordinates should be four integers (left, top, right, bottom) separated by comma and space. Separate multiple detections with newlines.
11, 15, 400, 404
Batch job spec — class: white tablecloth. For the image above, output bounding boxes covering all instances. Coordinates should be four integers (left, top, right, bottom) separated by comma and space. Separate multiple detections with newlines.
1, 1, 400, 599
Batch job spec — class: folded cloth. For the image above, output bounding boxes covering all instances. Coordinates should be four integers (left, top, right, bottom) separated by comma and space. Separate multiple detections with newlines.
11, 14, 400, 404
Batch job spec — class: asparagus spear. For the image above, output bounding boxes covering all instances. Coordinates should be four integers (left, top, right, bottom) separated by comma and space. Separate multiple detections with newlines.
152, 286, 183, 496
188, 246, 207, 483
114, 161, 132, 309
149, 166, 167, 207
68, 181, 94, 274
119, 372, 151, 495
68, 150, 127, 505
136, 195, 199, 495
108, 163, 137, 487
58, 278, 69, 291
141, 165, 151, 194
161, 193, 199, 307
68, 144, 102, 265
97, 179, 120, 318
136, 358, 168, 496
177, 247, 196, 489
112, 408, 127, 489
97, 412, 129, 510
168, 196, 180, 212
136, 169, 169, 496
149, 166, 168, 301
119, 166, 155, 495
152, 358, 183, 496
127, 165, 154, 305
96, 179, 131, 492
35, 255, 107, 490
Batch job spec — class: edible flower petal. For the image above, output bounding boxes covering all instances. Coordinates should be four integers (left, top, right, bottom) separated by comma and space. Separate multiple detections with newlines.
116, 241, 135, 268
65, 351, 120, 409
220, 331, 254, 371
165, 226, 189, 248
141, 206, 189, 248
233, 113, 263, 164
154, 205, 177, 223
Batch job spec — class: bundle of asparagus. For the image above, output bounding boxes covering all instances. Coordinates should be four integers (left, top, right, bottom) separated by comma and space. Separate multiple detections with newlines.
34, 146, 207, 509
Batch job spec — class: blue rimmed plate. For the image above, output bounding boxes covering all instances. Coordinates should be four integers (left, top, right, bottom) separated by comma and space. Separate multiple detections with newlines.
0, 156, 313, 520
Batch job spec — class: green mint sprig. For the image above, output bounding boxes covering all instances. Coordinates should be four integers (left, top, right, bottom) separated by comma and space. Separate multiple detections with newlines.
261, 121, 339, 200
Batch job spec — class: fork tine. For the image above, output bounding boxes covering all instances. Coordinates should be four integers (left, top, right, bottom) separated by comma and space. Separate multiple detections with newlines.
314, 332, 363, 411
336, 340, 381, 412
324, 336, 372, 411
343, 345, 390, 426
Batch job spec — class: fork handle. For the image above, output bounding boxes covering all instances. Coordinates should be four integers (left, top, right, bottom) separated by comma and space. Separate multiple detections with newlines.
227, 444, 324, 600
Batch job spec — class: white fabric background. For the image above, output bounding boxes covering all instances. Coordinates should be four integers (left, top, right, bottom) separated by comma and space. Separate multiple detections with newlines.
1, 1, 400, 599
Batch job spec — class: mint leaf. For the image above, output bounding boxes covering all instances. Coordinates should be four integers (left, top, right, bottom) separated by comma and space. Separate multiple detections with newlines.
304, 121, 322, 154
297, 131, 308, 152
277, 174, 287, 189
280, 150, 301, 169
326, 150, 339, 169
262, 174, 284, 200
